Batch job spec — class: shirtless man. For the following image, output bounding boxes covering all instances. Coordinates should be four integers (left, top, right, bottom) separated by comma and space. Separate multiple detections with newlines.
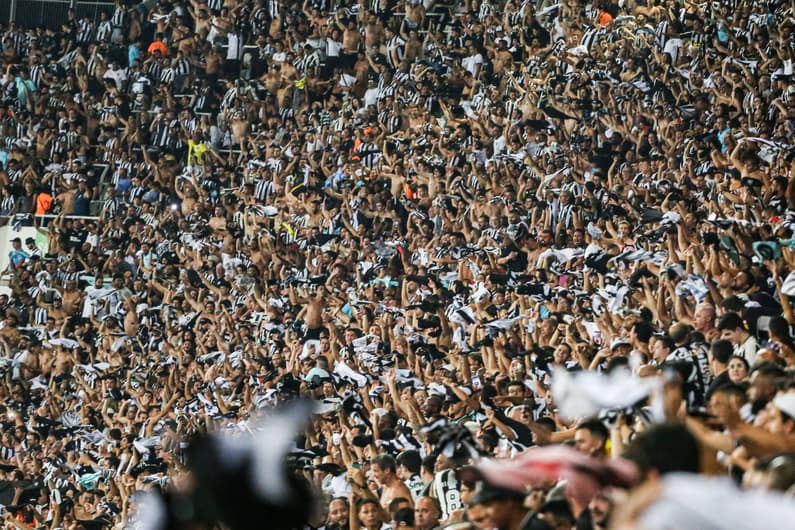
123, 297, 139, 337
261, 63, 284, 94
229, 110, 250, 148
42, 296, 66, 325
0, 313, 21, 347
176, 180, 199, 215
292, 284, 328, 339
404, 31, 422, 62
60, 279, 84, 316
276, 55, 298, 108
152, 9, 171, 34
362, 11, 384, 51
205, 45, 225, 79
335, 11, 362, 68
209, 7, 233, 41
208, 205, 228, 233
179, 32, 200, 57
58, 185, 76, 215
402, 1, 425, 37
53, 344, 75, 377
371, 454, 414, 511
492, 40, 514, 75
192, 9, 212, 40
171, 18, 192, 50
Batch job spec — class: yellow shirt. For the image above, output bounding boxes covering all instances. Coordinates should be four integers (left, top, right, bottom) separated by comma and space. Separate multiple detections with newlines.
187, 140, 209, 166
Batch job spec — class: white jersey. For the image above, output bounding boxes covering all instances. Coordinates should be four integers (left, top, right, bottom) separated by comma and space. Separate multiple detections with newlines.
428, 469, 462, 520
405, 475, 425, 501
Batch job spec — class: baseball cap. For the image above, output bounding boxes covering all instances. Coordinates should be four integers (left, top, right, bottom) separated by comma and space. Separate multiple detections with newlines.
773, 392, 795, 419
304, 367, 330, 383
610, 337, 631, 350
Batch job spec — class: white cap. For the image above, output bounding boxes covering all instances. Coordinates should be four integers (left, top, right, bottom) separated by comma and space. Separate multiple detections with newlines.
773, 392, 795, 419
610, 337, 631, 350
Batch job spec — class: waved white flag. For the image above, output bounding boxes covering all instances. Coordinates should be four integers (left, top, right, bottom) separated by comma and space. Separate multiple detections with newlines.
551, 367, 662, 421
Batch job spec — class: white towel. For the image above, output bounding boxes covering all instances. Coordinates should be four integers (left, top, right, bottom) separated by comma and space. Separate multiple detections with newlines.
47, 338, 80, 349
333, 361, 368, 388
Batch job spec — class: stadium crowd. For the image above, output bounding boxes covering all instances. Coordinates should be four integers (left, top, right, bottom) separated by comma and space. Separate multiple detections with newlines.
1, 0, 795, 529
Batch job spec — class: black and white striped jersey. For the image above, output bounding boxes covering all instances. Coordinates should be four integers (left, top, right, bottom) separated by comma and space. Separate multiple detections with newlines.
427, 469, 462, 521
76, 19, 94, 43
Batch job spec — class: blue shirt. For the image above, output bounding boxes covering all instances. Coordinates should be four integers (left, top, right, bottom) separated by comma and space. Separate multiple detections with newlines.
73, 191, 91, 216
8, 249, 28, 271
115, 177, 132, 195
14, 77, 36, 107
128, 44, 140, 66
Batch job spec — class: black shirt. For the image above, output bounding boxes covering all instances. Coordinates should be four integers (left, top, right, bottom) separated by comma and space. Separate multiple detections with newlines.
704, 370, 731, 402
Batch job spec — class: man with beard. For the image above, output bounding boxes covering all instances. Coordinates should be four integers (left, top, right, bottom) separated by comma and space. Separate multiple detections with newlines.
327, 498, 350, 530
575, 492, 613, 530
528, 229, 554, 264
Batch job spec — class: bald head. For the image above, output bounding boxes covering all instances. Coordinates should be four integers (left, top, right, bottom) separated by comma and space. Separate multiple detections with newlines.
694, 304, 716, 333
414, 496, 441, 530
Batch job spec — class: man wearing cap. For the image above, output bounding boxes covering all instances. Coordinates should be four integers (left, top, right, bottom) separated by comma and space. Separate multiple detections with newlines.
609, 337, 631, 358
7, 237, 28, 272
24, 237, 41, 259
767, 392, 795, 438
523, 497, 576, 530
590, 338, 630, 372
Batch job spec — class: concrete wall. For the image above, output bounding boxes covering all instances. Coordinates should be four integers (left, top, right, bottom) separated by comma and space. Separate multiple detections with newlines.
0, 225, 49, 296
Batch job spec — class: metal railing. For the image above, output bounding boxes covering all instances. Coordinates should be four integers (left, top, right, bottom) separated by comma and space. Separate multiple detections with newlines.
3, 0, 116, 30
0, 214, 101, 231
0, 214, 100, 221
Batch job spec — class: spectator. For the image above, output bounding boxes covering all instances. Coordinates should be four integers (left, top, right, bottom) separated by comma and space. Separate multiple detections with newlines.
705, 339, 734, 399
0, 2, 792, 530
718, 313, 760, 366
412, 496, 440, 530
